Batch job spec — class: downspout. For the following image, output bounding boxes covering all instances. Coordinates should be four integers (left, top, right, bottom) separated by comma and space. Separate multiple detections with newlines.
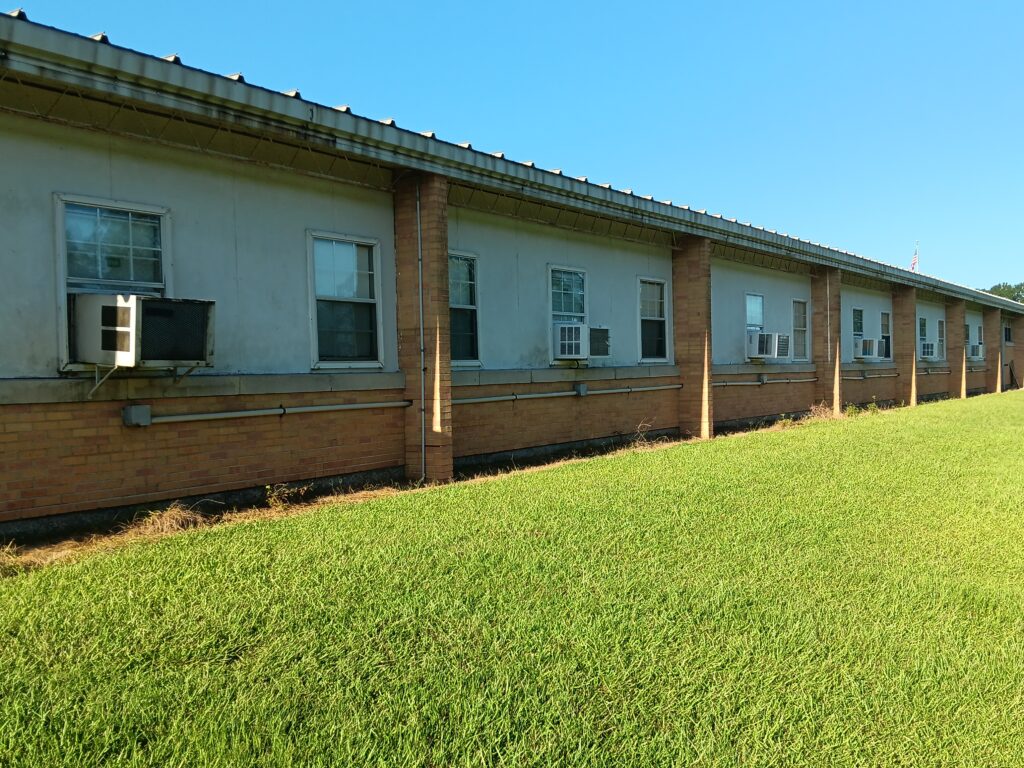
415, 181, 426, 482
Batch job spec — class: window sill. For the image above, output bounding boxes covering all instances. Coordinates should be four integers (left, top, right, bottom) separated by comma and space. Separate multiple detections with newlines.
639, 358, 671, 365
452, 360, 483, 369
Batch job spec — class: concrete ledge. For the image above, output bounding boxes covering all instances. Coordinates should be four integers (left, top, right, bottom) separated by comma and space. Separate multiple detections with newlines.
0, 371, 407, 405
453, 365, 680, 388
713, 363, 816, 375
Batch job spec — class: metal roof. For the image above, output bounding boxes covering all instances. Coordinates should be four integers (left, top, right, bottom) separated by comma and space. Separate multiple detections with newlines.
1, 10, 1022, 315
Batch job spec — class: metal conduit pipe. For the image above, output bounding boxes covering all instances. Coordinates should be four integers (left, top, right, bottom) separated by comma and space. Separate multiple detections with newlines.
134, 400, 412, 426
841, 372, 900, 381
712, 377, 817, 388
919, 369, 951, 376
452, 383, 682, 406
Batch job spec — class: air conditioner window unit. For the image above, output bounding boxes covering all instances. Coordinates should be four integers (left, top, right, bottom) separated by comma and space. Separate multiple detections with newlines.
75, 294, 215, 368
968, 343, 984, 360
746, 332, 790, 359
553, 322, 589, 360
854, 338, 878, 359
920, 341, 936, 359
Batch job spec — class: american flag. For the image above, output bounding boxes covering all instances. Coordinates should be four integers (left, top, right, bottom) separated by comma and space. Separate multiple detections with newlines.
910, 243, 919, 273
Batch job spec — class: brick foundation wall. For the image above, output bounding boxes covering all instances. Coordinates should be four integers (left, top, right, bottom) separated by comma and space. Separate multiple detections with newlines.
842, 370, 899, 406
452, 377, 678, 459
966, 369, 988, 392
947, 300, 967, 399
983, 308, 1003, 393
917, 370, 952, 399
673, 236, 713, 438
712, 377, 816, 424
0, 390, 406, 523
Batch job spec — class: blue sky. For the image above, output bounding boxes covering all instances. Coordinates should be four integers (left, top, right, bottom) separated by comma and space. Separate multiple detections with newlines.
19, 1, 1024, 288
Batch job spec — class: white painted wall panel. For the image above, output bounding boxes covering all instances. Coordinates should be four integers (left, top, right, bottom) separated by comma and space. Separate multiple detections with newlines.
710, 260, 812, 364
0, 112, 398, 378
840, 286, 894, 363
447, 208, 673, 369
917, 301, 948, 361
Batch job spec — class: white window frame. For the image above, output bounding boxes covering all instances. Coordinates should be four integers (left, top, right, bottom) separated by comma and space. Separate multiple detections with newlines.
851, 307, 865, 358
937, 319, 946, 360
548, 264, 587, 363
449, 250, 481, 368
919, 316, 928, 358
637, 277, 671, 364
1004, 323, 1014, 346
307, 229, 384, 370
745, 293, 765, 334
54, 192, 173, 371
791, 298, 809, 362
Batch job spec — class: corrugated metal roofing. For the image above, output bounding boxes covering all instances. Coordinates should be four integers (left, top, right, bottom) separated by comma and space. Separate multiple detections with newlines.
0, 9, 1021, 314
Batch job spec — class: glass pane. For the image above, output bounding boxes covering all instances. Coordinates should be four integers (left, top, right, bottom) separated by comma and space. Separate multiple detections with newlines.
97, 210, 130, 246
852, 309, 864, 335
641, 319, 666, 359
314, 239, 374, 300
792, 301, 807, 329
641, 282, 664, 319
101, 245, 132, 281
450, 308, 478, 360
919, 318, 927, 339
793, 329, 807, 359
131, 217, 161, 249
67, 244, 100, 279
134, 258, 162, 284
65, 208, 97, 244
317, 300, 377, 361
746, 295, 763, 328
881, 312, 891, 335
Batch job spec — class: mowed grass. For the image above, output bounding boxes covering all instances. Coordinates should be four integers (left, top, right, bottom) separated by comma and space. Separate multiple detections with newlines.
3, 394, 1024, 766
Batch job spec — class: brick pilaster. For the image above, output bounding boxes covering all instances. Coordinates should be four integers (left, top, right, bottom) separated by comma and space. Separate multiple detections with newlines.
1011, 316, 1024, 390
394, 173, 453, 482
982, 308, 1003, 394
947, 300, 967, 399
810, 267, 842, 414
672, 235, 713, 438
893, 286, 918, 406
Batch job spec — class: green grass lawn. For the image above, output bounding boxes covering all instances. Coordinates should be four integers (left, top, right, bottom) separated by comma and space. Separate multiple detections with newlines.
3, 394, 1024, 766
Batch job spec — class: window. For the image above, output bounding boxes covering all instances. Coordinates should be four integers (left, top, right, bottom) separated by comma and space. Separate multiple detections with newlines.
880, 311, 892, 359
937, 319, 945, 358
551, 268, 585, 324
58, 196, 170, 366
1005, 324, 1014, 344
639, 279, 667, 360
964, 323, 971, 345
792, 300, 808, 360
852, 308, 864, 337
311, 235, 379, 363
745, 294, 764, 333
449, 254, 478, 362
919, 317, 927, 344
978, 324, 984, 345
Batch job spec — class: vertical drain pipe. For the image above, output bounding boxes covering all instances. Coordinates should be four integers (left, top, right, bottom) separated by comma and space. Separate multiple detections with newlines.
415, 181, 427, 482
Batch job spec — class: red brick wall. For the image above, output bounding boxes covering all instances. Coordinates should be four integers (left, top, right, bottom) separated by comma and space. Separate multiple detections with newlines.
947, 300, 967, 399
672, 237, 713, 438
394, 173, 452, 481
842, 371, 898, 406
712, 376, 816, 424
893, 286, 918, 406
917, 371, 952, 399
0, 390, 406, 523
966, 370, 987, 392
983, 308, 1003, 393
811, 268, 843, 413
452, 377, 678, 458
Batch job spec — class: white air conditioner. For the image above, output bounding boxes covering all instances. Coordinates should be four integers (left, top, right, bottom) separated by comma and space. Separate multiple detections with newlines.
853, 337, 880, 360
920, 341, 937, 360
968, 343, 984, 360
75, 294, 215, 368
553, 322, 589, 360
746, 332, 790, 360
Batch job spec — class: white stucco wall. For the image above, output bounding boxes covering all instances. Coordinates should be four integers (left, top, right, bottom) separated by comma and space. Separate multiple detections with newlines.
0, 111, 398, 378
840, 286, 894, 363
916, 301, 948, 361
710, 260, 812, 364
447, 208, 674, 369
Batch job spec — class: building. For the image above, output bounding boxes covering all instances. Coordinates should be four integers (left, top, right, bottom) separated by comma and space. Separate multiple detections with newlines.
2, 11, 1023, 528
